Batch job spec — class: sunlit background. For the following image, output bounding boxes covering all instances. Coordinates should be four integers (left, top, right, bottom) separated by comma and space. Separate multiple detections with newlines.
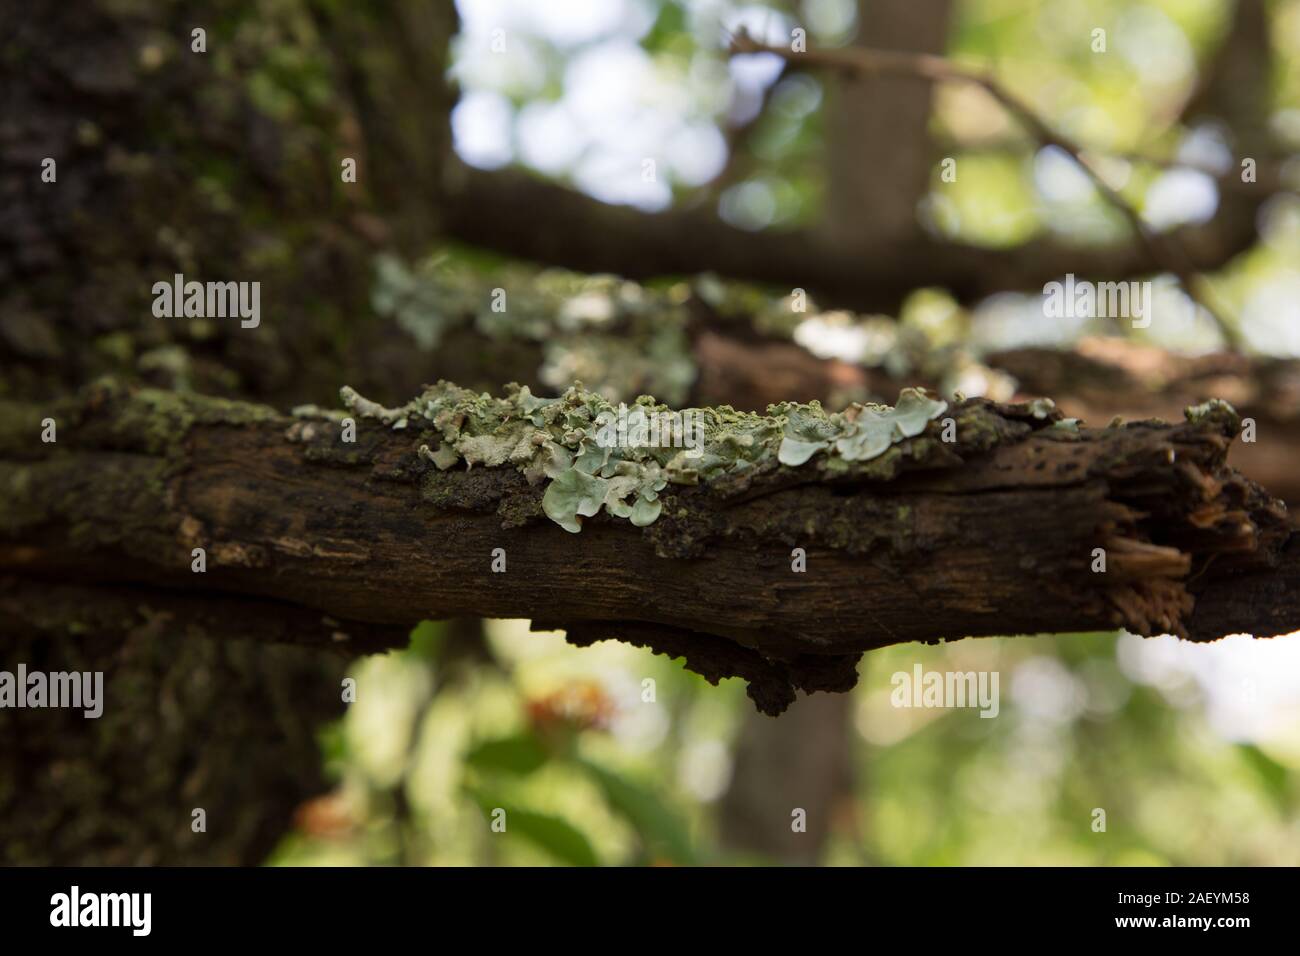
275, 0, 1300, 865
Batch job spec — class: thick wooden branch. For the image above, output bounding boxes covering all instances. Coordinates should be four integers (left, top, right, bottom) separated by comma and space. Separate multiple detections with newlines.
1, 381, 1294, 714
989, 342, 1300, 506
0, 576, 407, 654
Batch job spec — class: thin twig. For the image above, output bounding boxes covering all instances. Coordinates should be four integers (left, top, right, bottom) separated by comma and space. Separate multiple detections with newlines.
728, 29, 1243, 349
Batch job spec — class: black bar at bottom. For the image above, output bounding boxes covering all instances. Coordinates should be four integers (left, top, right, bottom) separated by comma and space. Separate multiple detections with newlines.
0, 866, 1283, 942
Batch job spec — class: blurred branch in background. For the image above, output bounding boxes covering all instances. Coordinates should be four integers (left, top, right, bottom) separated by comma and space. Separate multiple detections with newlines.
726, 26, 1244, 347
439, 151, 1270, 317
440, 0, 1286, 319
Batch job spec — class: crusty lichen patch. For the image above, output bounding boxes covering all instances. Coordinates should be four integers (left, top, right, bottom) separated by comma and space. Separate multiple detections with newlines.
1184, 397, 1241, 433
341, 381, 950, 533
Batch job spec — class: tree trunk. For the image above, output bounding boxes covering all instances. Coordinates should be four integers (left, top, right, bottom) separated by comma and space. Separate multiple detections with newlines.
823, 0, 952, 242
0, 0, 454, 865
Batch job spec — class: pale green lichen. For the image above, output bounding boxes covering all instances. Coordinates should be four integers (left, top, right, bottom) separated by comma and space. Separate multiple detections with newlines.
371, 252, 696, 405
542, 466, 608, 533
776, 389, 947, 467
1184, 397, 1240, 429
342, 382, 949, 534
1023, 397, 1058, 420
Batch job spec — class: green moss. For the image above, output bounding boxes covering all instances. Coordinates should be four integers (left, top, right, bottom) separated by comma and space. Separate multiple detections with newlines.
0, 401, 55, 454
107, 387, 198, 454
419, 470, 461, 509
95, 384, 280, 456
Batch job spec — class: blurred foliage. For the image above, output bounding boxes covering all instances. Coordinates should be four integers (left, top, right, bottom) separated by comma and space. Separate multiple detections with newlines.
271, 620, 721, 865
447, 0, 1300, 355
271, 622, 1300, 866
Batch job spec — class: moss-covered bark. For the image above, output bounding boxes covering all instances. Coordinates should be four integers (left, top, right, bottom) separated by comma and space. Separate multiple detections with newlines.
1, 0, 455, 408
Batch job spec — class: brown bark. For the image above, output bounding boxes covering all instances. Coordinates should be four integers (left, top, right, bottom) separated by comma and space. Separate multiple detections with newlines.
0, 0, 455, 408
3, 381, 1293, 715
989, 341, 1300, 506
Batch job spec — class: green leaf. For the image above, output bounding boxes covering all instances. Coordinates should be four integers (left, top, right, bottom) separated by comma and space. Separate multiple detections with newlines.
642, 1, 687, 53
405, 619, 443, 660
576, 758, 695, 865
1236, 743, 1291, 811
467, 791, 598, 867
465, 733, 548, 776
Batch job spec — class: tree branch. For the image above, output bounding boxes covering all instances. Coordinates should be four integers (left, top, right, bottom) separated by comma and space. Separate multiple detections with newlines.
441, 162, 1266, 316
727, 29, 1243, 346
2, 381, 1294, 715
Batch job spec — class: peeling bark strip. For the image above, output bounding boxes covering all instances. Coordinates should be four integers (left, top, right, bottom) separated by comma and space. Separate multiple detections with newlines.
0, 381, 1294, 714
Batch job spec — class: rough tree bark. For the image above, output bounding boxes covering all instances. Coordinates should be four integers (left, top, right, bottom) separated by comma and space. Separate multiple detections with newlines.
3, 381, 1294, 718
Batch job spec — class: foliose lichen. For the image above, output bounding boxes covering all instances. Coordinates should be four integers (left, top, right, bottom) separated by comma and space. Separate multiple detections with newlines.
341, 382, 949, 534
775, 388, 947, 466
